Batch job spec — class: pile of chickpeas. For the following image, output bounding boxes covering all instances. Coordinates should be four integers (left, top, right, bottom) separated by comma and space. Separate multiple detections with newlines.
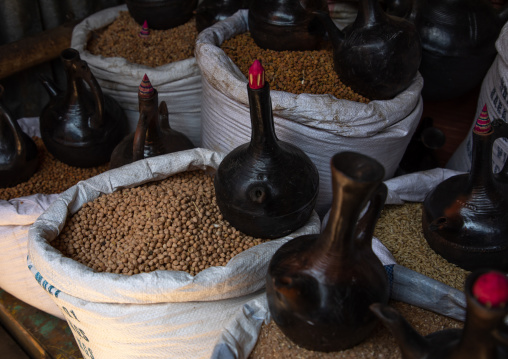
51, 170, 268, 276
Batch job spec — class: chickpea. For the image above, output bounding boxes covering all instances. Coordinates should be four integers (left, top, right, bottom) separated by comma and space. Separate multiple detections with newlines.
51, 171, 269, 276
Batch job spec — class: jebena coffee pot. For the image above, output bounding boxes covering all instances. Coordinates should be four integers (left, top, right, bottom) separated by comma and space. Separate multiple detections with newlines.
315, 0, 421, 100
0, 85, 39, 188
40, 48, 127, 168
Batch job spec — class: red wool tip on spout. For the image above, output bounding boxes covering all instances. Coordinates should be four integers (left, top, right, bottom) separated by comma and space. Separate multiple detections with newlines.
139, 74, 154, 98
472, 271, 508, 308
473, 104, 492, 135
249, 60, 265, 89
139, 20, 150, 39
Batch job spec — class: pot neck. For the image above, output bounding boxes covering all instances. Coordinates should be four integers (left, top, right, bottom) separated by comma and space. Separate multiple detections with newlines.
468, 130, 496, 189
0, 103, 24, 157
63, 65, 87, 103
451, 289, 507, 358
319, 169, 377, 256
356, 0, 387, 26
247, 83, 279, 153
140, 92, 162, 141
133, 90, 164, 160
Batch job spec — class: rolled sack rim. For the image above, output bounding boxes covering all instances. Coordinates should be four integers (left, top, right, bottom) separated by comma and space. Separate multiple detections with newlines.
71, 4, 201, 87
27, 148, 321, 304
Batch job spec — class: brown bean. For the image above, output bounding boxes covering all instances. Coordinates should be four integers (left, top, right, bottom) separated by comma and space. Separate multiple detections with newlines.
51, 171, 269, 276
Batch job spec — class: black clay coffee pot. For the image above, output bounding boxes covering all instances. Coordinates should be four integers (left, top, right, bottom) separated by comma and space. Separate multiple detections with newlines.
396, 117, 446, 175
40, 48, 127, 168
266, 151, 389, 352
315, 0, 421, 100
0, 85, 39, 188
125, 0, 198, 30
196, 0, 250, 32
109, 74, 195, 169
422, 106, 508, 271
248, 0, 329, 51
214, 60, 319, 239
371, 269, 508, 359
385, 0, 508, 100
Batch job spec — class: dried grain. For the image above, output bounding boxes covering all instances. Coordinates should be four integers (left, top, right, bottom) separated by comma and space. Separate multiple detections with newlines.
221, 32, 369, 103
87, 11, 197, 68
0, 137, 109, 200
374, 203, 470, 291
250, 301, 462, 359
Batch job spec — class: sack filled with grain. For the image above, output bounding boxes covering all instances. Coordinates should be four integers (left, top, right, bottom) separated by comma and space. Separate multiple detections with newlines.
0, 116, 109, 320
0, 192, 61, 319
71, 4, 202, 146
195, 10, 424, 216
27, 148, 320, 359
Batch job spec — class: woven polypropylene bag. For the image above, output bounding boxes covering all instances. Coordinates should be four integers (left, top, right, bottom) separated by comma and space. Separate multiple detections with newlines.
71, 5, 202, 146
195, 10, 424, 216
0, 193, 62, 318
27, 148, 320, 359
447, 21, 508, 172
0, 118, 62, 319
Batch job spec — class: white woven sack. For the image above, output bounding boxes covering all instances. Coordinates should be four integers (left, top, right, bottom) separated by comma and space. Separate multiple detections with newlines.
447, 21, 508, 172
328, 0, 359, 28
71, 5, 202, 146
0, 118, 62, 319
195, 10, 424, 216
0, 194, 62, 319
27, 148, 320, 359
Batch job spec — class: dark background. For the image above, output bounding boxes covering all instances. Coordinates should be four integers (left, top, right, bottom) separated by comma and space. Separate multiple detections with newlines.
0, 0, 125, 119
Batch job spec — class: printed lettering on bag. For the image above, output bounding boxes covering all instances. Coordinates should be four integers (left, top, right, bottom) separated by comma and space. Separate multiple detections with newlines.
76, 337, 95, 359
30, 268, 61, 298
62, 306, 80, 322
62, 306, 95, 359
68, 321, 89, 341
500, 77, 508, 103
490, 84, 507, 120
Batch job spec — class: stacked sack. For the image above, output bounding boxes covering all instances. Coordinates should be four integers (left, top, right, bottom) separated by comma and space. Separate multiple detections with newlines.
71, 5, 202, 146
195, 10, 424, 216
447, 21, 508, 172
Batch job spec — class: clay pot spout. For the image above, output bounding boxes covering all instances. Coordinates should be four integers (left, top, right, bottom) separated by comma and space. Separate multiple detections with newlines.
370, 303, 430, 359
499, 4, 508, 23
39, 74, 61, 99
313, 10, 344, 51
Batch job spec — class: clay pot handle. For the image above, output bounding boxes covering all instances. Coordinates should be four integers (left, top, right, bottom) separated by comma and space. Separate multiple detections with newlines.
133, 111, 149, 162
0, 85, 25, 160
492, 323, 508, 346
76, 59, 104, 130
355, 183, 388, 247
498, 2, 508, 23
159, 101, 170, 130
492, 119, 508, 140
299, 0, 325, 12
38, 74, 60, 98
492, 119, 508, 183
